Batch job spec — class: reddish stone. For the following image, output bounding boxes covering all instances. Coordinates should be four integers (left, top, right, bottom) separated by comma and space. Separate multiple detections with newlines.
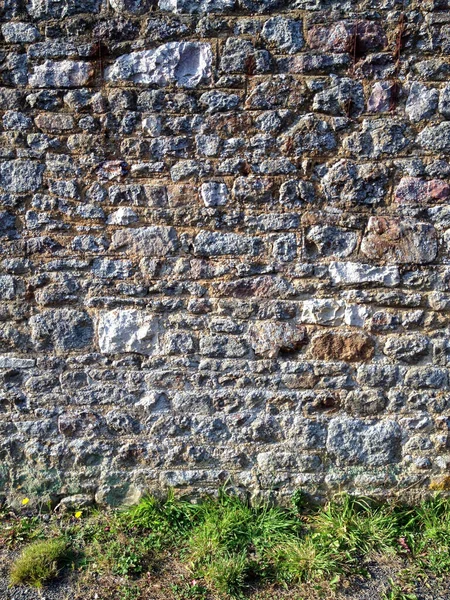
307, 20, 387, 55
394, 176, 450, 204
361, 216, 438, 264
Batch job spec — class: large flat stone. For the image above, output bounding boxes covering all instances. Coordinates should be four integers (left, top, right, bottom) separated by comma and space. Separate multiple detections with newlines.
98, 309, 160, 355
105, 42, 212, 88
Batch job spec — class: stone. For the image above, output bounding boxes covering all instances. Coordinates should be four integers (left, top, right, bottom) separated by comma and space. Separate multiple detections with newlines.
344, 389, 387, 416
321, 159, 387, 206
306, 226, 357, 258
200, 335, 248, 357
98, 309, 160, 355
107, 207, 138, 225
220, 38, 271, 74
247, 321, 306, 358
105, 42, 213, 88
438, 84, 450, 118
394, 177, 450, 205
405, 82, 438, 122
343, 119, 409, 158
361, 217, 438, 264
272, 233, 297, 262
29, 60, 93, 88
159, 0, 235, 11
199, 90, 240, 114
194, 231, 261, 256
200, 182, 229, 207
2, 22, 40, 43
329, 262, 400, 286
327, 418, 401, 466
404, 367, 448, 389
313, 77, 364, 117
309, 331, 374, 362
418, 122, 450, 153
0, 356, 35, 369
30, 309, 93, 352
261, 16, 304, 54
111, 226, 178, 256
300, 299, 344, 326
367, 81, 396, 113
0, 160, 44, 194
3, 111, 32, 131
111, 0, 155, 14
383, 334, 429, 363
307, 20, 386, 54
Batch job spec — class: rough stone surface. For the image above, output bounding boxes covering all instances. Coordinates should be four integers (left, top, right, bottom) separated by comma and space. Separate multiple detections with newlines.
0, 0, 449, 505
361, 217, 438, 264
105, 42, 213, 88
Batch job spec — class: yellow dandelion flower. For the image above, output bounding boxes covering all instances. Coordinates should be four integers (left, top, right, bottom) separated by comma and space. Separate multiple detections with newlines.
21, 498, 30, 506
75, 511, 82, 519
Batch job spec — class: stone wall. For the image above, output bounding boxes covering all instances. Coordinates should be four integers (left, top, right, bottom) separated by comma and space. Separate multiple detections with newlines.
1, 0, 450, 506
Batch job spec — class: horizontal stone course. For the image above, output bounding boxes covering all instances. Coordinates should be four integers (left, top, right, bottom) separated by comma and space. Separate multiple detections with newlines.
0, 0, 449, 506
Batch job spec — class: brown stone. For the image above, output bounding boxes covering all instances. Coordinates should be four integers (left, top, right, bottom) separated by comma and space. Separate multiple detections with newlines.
309, 331, 374, 362
361, 216, 438, 264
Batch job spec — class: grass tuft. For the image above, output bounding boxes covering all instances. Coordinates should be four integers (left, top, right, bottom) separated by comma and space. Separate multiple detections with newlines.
10, 537, 69, 588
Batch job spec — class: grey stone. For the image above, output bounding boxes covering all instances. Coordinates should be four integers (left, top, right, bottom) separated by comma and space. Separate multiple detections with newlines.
383, 335, 429, 364
405, 82, 438, 122
313, 77, 364, 117
194, 231, 261, 256
418, 122, 450, 153
327, 418, 401, 466
30, 309, 93, 352
29, 60, 93, 88
98, 309, 160, 355
272, 233, 297, 262
306, 226, 357, 258
199, 90, 240, 114
220, 38, 271, 74
106, 42, 213, 88
438, 84, 450, 118
111, 0, 155, 14
404, 367, 448, 389
2, 22, 40, 43
343, 119, 409, 158
111, 226, 178, 256
0, 160, 44, 194
261, 16, 304, 54
3, 111, 32, 131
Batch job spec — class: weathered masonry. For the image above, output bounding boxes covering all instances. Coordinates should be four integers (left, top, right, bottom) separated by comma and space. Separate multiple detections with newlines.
1, 0, 450, 506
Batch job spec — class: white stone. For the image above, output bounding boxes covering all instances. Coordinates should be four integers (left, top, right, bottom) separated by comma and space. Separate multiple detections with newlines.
200, 182, 229, 207
141, 116, 161, 136
300, 299, 344, 325
105, 42, 212, 88
98, 309, 160, 355
329, 261, 400, 287
107, 207, 138, 225
29, 60, 93, 88
344, 305, 371, 327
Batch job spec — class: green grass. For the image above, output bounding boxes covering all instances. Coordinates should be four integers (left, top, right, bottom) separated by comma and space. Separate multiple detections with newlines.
9, 538, 70, 587
3, 491, 450, 598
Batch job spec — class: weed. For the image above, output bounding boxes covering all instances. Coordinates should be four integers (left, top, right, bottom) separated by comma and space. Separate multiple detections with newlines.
10, 537, 70, 587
